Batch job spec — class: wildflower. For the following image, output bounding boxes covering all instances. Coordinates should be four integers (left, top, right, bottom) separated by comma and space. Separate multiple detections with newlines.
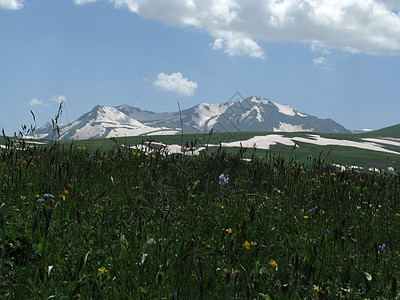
325, 229, 330, 235
98, 267, 108, 274
64, 189, 69, 195
378, 243, 386, 253
243, 241, 251, 250
43, 193, 55, 199
218, 204, 224, 209
222, 228, 232, 234
270, 259, 278, 267
20, 195, 26, 201
396, 213, 400, 217
59, 195, 66, 201
219, 173, 229, 186
309, 208, 316, 215
243, 240, 257, 249
303, 215, 309, 219
37, 198, 45, 203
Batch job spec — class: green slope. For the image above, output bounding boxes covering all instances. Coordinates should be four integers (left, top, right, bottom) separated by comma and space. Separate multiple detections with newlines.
357, 123, 400, 138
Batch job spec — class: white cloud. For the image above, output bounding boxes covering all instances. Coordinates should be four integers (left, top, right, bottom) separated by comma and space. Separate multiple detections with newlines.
29, 99, 44, 106
73, 0, 98, 5
212, 31, 266, 59
95, 0, 400, 57
153, 72, 198, 96
0, 0, 24, 10
50, 95, 66, 104
312, 56, 333, 70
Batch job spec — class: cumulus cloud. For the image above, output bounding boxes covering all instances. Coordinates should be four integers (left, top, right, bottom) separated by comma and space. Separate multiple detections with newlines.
29, 99, 44, 106
92, 0, 400, 57
0, 0, 24, 10
153, 72, 198, 96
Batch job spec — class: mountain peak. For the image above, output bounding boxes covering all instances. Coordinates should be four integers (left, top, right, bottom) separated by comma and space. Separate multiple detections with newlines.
31, 96, 351, 140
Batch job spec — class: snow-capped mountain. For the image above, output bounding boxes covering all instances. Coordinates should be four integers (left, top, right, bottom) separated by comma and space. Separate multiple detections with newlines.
210, 96, 350, 133
32, 96, 351, 140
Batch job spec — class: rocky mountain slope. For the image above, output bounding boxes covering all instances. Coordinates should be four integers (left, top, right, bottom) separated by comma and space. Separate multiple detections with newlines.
32, 96, 351, 140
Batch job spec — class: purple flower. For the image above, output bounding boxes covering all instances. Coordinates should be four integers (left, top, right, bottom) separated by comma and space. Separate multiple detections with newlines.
219, 173, 229, 186
325, 229, 330, 235
309, 208, 316, 215
378, 243, 386, 253
43, 193, 55, 199
37, 198, 45, 203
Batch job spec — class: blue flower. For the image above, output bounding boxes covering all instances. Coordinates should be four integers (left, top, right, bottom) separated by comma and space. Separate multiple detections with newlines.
378, 243, 386, 253
37, 198, 45, 203
309, 208, 316, 215
43, 193, 55, 199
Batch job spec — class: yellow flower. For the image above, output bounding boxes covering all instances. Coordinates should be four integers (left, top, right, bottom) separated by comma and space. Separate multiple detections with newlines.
222, 228, 232, 234
98, 267, 108, 274
251, 241, 257, 247
218, 204, 224, 209
243, 241, 251, 250
269, 259, 278, 267
396, 213, 400, 217
59, 195, 66, 201
313, 285, 321, 292
64, 189, 69, 195
20, 195, 26, 201
303, 215, 309, 219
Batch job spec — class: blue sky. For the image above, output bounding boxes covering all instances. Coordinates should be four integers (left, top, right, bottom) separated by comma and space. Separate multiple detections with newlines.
1, 0, 399, 133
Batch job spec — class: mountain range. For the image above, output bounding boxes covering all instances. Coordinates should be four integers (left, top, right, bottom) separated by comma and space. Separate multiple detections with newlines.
32, 96, 351, 140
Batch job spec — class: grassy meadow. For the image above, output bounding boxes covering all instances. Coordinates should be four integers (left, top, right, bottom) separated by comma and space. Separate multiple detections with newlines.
1, 137, 400, 299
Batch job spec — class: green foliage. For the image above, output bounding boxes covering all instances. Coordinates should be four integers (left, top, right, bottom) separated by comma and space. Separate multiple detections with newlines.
0, 141, 399, 298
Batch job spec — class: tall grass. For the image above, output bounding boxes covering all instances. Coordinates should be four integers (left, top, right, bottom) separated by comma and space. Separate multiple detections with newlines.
0, 140, 399, 298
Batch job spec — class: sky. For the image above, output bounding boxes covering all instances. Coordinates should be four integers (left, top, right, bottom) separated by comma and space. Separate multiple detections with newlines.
1, 0, 399, 134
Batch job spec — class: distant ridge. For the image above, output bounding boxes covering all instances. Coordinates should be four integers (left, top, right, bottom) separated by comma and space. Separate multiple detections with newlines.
32, 96, 351, 140
357, 123, 400, 138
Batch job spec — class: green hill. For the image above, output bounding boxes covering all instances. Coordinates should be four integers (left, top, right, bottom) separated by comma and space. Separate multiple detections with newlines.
358, 123, 400, 138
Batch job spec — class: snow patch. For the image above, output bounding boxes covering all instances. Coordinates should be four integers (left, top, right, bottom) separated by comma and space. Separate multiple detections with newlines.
249, 96, 270, 105
192, 103, 232, 130
240, 106, 263, 122
292, 135, 400, 155
273, 122, 312, 132
272, 102, 296, 116
362, 138, 400, 147
220, 134, 296, 150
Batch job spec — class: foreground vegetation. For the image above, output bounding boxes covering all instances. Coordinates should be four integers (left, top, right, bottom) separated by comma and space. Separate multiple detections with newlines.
1, 140, 400, 299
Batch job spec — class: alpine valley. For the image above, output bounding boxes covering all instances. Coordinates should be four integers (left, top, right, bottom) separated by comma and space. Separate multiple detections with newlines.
32, 96, 351, 140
